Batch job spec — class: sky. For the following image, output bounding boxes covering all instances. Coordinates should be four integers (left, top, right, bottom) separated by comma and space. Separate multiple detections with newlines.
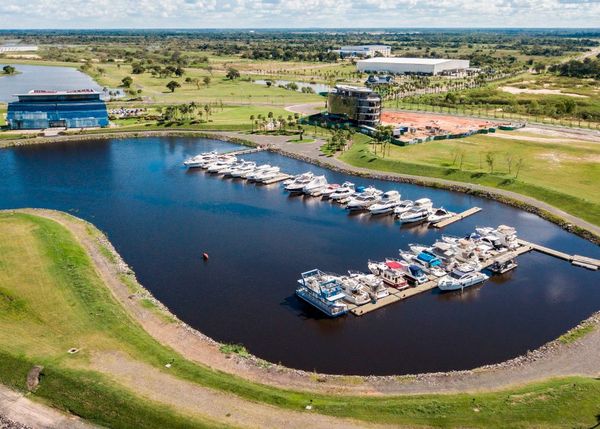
0, 0, 598, 29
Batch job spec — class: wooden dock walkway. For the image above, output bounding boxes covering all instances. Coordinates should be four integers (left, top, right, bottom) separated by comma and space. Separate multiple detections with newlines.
223, 146, 267, 156
517, 239, 599, 271
350, 243, 534, 316
433, 207, 482, 228
261, 173, 292, 184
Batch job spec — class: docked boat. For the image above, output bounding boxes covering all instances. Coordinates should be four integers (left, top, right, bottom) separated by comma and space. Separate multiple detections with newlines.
329, 182, 356, 201
285, 173, 315, 192
283, 172, 313, 186
319, 184, 341, 198
229, 162, 257, 177
378, 260, 409, 289
404, 264, 429, 285
369, 190, 402, 215
338, 276, 371, 305
255, 167, 281, 183
183, 151, 217, 168
351, 272, 389, 300
206, 156, 237, 173
438, 267, 489, 291
398, 207, 432, 223
303, 175, 328, 195
393, 200, 414, 216
427, 207, 455, 223
247, 165, 277, 181
218, 160, 246, 175
488, 253, 518, 274
242, 164, 271, 179
296, 269, 349, 317
346, 189, 382, 211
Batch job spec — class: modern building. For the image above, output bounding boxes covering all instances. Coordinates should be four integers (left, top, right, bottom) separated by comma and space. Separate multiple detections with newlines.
7, 90, 109, 130
365, 74, 395, 86
356, 57, 470, 75
327, 85, 381, 127
338, 45, 391, 58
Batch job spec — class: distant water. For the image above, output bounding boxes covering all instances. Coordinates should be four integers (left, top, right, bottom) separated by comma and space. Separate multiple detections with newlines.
0, 137, 598, 375
253, 79, 330, 93
0, 64, 121, 102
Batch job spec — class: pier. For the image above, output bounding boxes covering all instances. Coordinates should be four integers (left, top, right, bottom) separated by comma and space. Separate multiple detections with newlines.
222, 146, 268, 156
517, 239, 600, 271
261, 173, 292, 184
432, 207, 482, 228
349, 243, 533, 316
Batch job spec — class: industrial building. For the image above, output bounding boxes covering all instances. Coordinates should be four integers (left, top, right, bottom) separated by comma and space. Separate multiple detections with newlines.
338, 45, 391, 58
0, 45, 38, 53
7, 89, 109, 130
327, 85, 381, 127
357, 57, 470, 75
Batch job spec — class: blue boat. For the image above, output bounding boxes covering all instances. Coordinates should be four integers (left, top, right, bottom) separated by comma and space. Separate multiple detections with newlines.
296, 269, 349, 317
405, 264, 428, 285
416, 251, 442, 268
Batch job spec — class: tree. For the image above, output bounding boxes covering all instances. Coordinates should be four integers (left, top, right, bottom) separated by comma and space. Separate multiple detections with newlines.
121, 76, 133, 88
485, 152, 496, 173
203, 76, 211, 87
2, 65, 16, 75
298, 125, 304, 140
226, 68, 240, 80
515, 157, 525, 178
131, 63, 145, 74
166, 81, 181, 93
504, 153, 514, 174
249, 115, 255, 131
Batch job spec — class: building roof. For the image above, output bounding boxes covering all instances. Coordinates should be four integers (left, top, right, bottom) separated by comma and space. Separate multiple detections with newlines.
334, 84, 373, 93
358, 57, 460, 65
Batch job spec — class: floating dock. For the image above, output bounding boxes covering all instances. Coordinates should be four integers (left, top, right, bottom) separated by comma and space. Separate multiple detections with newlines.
517, 239, 599, 271
433, 207, 482, 228
222, 147, 268, 156
349, 243, 533, 316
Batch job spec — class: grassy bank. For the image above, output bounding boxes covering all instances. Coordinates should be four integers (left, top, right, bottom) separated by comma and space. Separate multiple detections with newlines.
0, 210, 599, 428
339, 134, 600, 227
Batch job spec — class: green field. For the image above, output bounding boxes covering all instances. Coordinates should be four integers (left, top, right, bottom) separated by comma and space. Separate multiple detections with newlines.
0, 211, 599, 428
339, 132, 600, 226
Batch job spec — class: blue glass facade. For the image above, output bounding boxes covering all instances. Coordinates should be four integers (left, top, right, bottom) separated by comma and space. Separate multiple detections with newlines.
7, 91, 109, 130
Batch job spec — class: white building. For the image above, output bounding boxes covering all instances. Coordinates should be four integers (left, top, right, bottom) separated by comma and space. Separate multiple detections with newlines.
0, 45, 39, 53
356, 57, 470, 75
338, 45, 391, 58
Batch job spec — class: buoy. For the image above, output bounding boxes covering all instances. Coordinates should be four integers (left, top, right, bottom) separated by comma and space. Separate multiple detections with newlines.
202, 252, 209, 261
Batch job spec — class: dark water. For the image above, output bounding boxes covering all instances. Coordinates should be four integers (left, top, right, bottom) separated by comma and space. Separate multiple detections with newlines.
1, 137, 598, 375
0, 64, 121, 102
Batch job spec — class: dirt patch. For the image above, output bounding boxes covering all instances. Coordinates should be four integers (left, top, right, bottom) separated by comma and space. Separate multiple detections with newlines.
500, 86, 588, 98
25, 366, 43, 392
381, 111, 499, 139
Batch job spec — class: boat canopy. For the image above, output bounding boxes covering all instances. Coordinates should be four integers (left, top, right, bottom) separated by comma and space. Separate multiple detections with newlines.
386, 260, 403, 269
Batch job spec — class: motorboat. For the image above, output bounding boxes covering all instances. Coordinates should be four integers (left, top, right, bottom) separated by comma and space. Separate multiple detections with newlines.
206, 156, 237, 173
218, 160, 246, 175
229, 162, 257, 177
488, 253, 518, 274
438, 267, 489, 291
241, 164, 271, 179
403, 264, 429, 285
397, 207, 432, 223
346, 192, 382, 211
303, 175, 328, 195
393, 200, 414, 216
183, 151, 218, 168
254, 167, 281, 183
369, 190, 402, 215
329, 182, 356, 201
296, 269, 348, 317
319, 184, 341, 198
378, 260, 409, 289
247, 165, 277, 181
427, 207, 455, 223
285, 173, 315, 192
350, 272, 389, 300
338, 276, 371, 305
283, 172, 313, 186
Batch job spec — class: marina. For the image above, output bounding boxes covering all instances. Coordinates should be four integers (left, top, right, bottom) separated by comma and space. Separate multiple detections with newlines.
1, 136, 598, 375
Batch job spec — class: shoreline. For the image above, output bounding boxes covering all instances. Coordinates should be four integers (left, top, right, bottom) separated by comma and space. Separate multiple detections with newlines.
2, 129, 598, 244
6, 207, 599, 396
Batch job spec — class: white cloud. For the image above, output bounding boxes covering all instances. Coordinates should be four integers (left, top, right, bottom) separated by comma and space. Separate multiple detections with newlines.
0, 0, 597, 28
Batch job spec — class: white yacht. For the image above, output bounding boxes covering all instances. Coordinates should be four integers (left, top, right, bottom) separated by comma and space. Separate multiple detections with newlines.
218, 160, 246, 175
397, 207, 432, 223
351, 272, 389, 300
393, 200, 414, 216
319, 184, 341, 198
183, 151, 217, 168
369, 190, 401, 215
427, 207, 455, 223
438, 267, 489, 291
253, 167, 281, 182
283, 172, 313, 186
285, 174, 315, 192
338, 276, 371, 305
303, 175, 328, 195
206, 156, 237, 173
345, 188, 383, 211
329, 182, 355, 201
246, 165, 275, 181
229, 162, 257, 178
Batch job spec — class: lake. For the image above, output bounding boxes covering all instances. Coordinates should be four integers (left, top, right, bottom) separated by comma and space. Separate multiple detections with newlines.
253, 79, 330, 94
0, 63, 122, 102
0, 136, 598, 375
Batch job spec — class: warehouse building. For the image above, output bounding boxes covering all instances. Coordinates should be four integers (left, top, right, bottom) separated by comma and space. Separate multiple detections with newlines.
338, 45, 391, 58
357, 57, 470, 75
327, 85, 381, 127
7, 89, 109, 130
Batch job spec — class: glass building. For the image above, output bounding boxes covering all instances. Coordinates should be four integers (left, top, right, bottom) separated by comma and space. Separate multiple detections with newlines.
7, 90, 109, 130
327, 85, 381, 127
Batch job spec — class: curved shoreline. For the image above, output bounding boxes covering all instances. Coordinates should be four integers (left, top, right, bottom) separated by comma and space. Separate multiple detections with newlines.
2, 129, 599, 244
8, 208, 598, 397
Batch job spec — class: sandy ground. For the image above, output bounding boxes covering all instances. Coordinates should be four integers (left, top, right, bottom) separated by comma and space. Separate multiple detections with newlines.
381, 111, 499, 139
500, 86, 588, 98
285, 102, 324, 115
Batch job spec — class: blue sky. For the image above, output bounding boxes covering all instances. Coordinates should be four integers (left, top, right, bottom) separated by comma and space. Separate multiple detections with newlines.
0, 0, 597, 29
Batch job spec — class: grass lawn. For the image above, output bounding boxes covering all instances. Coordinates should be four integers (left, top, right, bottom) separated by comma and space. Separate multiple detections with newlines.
1, 211, 599, 428
0, 104, 6, 126
339, 133, 600, 226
